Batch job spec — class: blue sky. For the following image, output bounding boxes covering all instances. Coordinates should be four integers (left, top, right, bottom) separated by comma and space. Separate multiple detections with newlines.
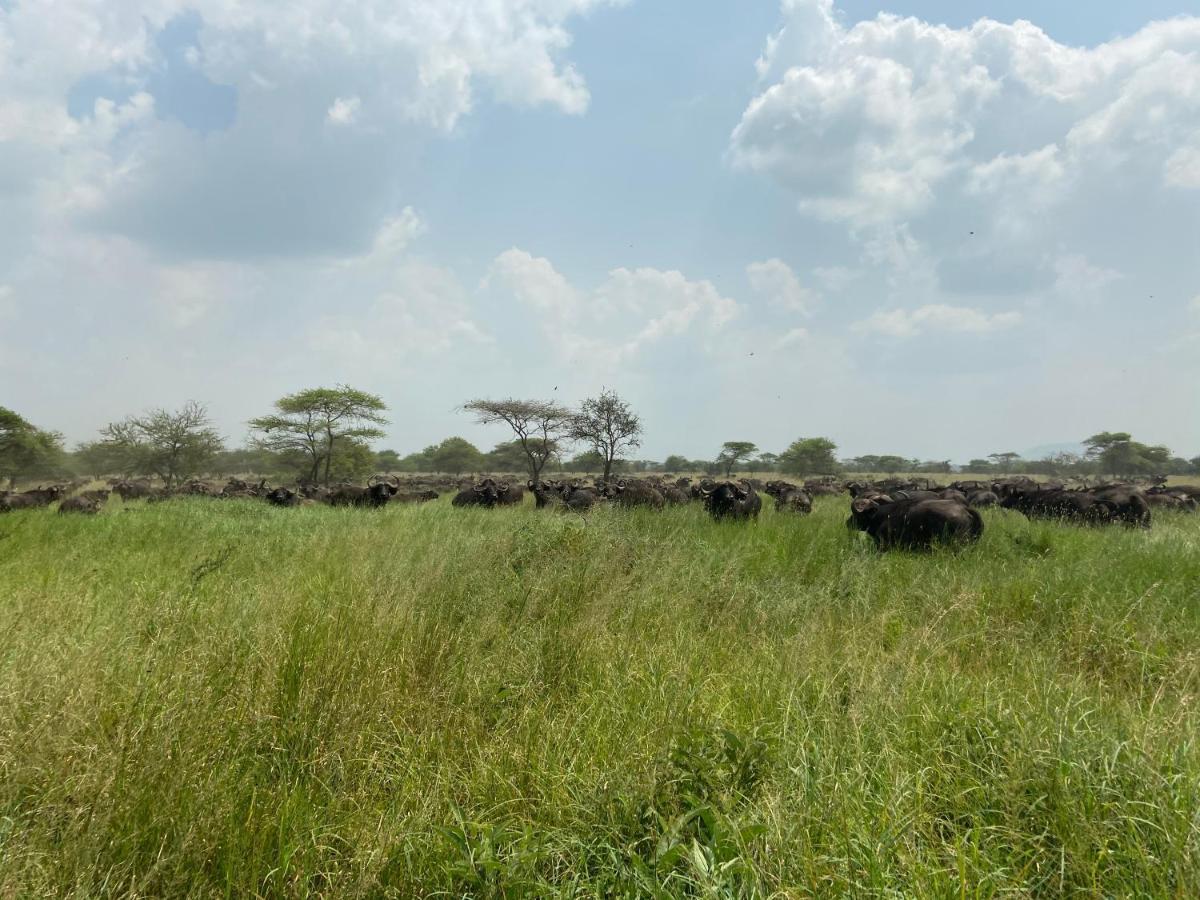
1, 0, 1198, 463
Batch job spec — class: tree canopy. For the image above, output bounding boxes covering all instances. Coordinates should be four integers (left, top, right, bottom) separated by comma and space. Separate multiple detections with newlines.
98, 402, 224, 488
1084, 431, 1172, 477
779, 437, 840, 477
568, 390, 643, 482
0, 407, 64, 488
250, 386, 387, 485
463, 398, 572, 481
715, 441, 758, 477
430, 437, 484, 475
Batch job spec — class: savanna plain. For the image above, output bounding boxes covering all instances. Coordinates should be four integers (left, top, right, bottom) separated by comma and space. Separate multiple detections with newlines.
1, 494, 1198, 897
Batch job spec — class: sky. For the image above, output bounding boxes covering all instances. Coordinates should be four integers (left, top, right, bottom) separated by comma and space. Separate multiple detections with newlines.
1, 0, 1198, 464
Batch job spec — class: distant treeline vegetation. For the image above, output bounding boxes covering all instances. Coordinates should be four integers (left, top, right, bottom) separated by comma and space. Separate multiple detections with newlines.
3, 386, 1197, 489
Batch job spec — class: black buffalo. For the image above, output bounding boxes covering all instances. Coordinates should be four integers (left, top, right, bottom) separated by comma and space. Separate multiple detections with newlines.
700, 481, 762, 521
58, 489, 110, 515
328, 475, 400, 508
764, 481, 812, 514
0, 485, 65, 512
453, 478, 512, 508
848, 497, 983, 550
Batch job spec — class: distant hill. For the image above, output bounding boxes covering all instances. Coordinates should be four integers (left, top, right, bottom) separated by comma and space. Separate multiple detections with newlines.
1023, 442, 1087, 460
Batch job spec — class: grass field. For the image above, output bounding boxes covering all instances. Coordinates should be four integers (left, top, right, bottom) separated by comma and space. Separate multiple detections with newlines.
1, 496, 1198, 896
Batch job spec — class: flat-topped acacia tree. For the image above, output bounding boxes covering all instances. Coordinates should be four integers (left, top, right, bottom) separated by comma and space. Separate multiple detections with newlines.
462, 398, 572, 483
250, 386, 388, 486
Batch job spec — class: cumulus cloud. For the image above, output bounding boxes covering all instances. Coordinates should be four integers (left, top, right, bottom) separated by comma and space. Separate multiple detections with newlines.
0, 0, 622, 260
326, 95, 362, 126
746, 258, 816, 315
487, 249, 741, 366
855, 304, 1022, 338
732, 4, 1200, 229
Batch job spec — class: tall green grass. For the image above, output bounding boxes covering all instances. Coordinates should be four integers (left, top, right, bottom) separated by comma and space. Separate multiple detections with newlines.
0, 497, 1197, 896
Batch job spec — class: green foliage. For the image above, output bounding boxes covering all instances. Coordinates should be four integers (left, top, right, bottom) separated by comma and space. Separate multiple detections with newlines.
486, 440, 537, 473
374, 449, 402, 471
325, 439, 377, 483
97, 401, 224, 488
662, 454, 691, 472
1085, 431, 1172, 477
430, 437, 484, 475
778, 437, 839, 477
0, 407, 65, 487
250, 385, 387, 485
715, 441, 758, 477
846, 454, 914, 473
463, 398, 572, 480
0, 498, 1197, 895
569, 389, 643, 481
566, 450, 606, 473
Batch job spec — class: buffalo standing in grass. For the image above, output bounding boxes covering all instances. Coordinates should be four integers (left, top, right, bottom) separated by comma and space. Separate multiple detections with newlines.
701, 481, 762, 521
764, 481, 812, 514
1000, 488, 1118, 525
58, 489, 110, 515
1089, 484, 1152, 528
453, 478, 512, 508
605, 479, 664, 510
328, 475, 400, 508
848, 496, 983, 550
528, 480, 565, 509
0, 485, 65, 512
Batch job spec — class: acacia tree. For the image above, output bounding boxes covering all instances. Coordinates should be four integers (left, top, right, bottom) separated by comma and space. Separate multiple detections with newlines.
569, 389, 643, 483
250, 386, 387, 485
0, 407, 64, 488
1084, 431, 1171, 478
779, 437, 839, 477
462, 398, 572, 482
99, 401, 223, 488
988, 452, 1021, 474
716, 441, 758, 477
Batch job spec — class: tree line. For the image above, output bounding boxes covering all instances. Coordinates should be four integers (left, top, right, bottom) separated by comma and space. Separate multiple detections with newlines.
3, 387, 1198, 489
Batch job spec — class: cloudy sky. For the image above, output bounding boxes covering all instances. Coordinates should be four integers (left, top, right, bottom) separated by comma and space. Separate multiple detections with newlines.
2, 0, 1198, 463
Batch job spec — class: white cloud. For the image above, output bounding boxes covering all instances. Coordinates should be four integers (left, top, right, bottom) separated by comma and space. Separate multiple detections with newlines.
0, 285, 15, 321
1052, 253, 1121, 304
773, 327, 809, 349
732, 4, 1200, 228
813, 265, 858, 292
0, 0, 622, 261
747, 258, 816, 315
326, 96, 362, 126
1164, 145, 1200, 189
486, 249, 741, 365
855, 304, 1022, 338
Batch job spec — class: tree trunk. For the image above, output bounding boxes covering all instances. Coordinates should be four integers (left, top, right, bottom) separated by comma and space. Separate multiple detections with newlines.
603, 456, 612, 483
323, 433, 335, 486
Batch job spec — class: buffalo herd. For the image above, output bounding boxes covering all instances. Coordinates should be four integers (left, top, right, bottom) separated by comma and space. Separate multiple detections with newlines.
3, 471, 1197, 552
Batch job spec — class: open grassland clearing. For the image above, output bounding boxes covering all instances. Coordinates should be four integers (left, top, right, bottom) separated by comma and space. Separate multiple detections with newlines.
1, 496, 1198, 895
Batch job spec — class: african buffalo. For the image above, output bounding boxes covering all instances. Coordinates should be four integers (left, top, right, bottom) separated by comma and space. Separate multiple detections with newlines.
701, 481, 762, 521
0, 485, 65, 512
453, 478, 510, 508
848, 497, 983, 550
58, 489, 110, 515
328, 475, 400, 508
607, 479, 664, 509
1089, 484, 1152, 528
764, 481, 812, 514
561, 484, 598, 512
529, 480, 565, 509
